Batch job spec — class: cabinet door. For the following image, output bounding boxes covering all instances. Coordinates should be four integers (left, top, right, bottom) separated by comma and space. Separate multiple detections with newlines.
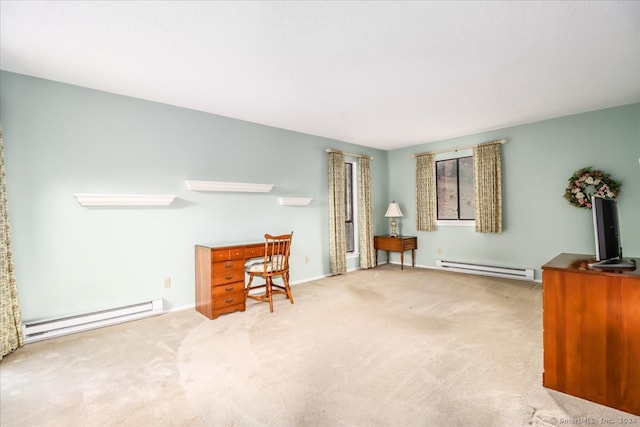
543, 270, 640, 414
613, 277, 640, 413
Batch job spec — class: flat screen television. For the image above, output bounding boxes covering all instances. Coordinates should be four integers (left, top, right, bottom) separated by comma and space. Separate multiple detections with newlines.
588, 196, 636, 270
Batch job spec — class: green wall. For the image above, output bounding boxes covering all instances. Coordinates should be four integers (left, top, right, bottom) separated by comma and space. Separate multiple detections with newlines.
1, 70, 638, 322
0, 71, 389, 321
387, 103, 640, 278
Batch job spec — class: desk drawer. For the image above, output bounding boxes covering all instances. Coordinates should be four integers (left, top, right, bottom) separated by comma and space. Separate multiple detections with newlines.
212, 248, 245, 261
212, 259, 245, 274
375, 237, 402, 251
213, 270, 245, 285
245, 245, 265, 259
403, 238, 417, 250
212, 281, 245, 298
212, 286, 245, 309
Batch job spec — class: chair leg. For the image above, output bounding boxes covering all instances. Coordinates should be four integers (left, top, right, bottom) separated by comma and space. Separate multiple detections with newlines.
246, 274, 254, 299
283, 272, 294, 304
266, 277, 274, 313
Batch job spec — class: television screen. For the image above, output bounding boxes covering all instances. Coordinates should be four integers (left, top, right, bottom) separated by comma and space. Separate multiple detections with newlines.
592, 196, 620, 261
589, 196, 636, 270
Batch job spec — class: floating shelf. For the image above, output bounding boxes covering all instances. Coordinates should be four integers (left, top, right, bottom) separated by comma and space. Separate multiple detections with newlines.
278, 197, 313, 206
185, 180, 274, 193
74, 194, 176, 206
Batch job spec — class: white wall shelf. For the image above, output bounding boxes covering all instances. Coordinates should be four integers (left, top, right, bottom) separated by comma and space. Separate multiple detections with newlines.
278, 197, 313, 206
185, 180, 274, 193
74, 194, 176, 206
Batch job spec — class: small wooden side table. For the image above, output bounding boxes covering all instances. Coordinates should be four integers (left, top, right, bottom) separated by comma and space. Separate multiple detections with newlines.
374, 235, 417, 270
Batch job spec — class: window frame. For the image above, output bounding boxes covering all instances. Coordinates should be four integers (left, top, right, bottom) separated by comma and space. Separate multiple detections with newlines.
435, 151, 475, 228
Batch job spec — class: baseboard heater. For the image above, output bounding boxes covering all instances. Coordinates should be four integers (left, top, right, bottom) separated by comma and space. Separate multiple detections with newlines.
436, 260, 534, 281
22, 299, 164, 343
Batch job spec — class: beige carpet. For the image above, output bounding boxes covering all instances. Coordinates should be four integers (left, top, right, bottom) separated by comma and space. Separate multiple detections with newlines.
1, 265, 635, 426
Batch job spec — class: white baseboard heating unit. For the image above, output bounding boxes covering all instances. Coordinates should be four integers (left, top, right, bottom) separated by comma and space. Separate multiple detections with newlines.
436, 260, 534, 281
22, 299, 163, 343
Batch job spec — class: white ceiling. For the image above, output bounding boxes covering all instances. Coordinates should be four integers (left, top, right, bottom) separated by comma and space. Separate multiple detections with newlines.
1, 1, 639, 150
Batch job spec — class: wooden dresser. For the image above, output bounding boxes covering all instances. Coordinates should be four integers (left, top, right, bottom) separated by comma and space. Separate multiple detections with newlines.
195, 242, 264, 319
542, 253, 640, 415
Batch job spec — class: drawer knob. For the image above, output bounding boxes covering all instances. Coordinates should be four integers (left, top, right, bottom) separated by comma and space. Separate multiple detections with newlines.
225, 298, 235, 303
225, 287, 234, 292
225, 263, 232, 269
225, 275, 233, 280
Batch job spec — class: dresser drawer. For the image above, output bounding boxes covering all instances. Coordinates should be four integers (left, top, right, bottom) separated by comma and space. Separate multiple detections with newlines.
403, 238, 417, 250
212, 281, 245, 298
212, 259, 245, 274
375, 236, 402, 251
212, 286, 245, 309
245, 245, 265, 259
213, 270, 245, 285
212, 248, 245, 262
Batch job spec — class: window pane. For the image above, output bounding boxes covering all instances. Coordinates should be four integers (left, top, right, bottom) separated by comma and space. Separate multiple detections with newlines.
345, 162, 354, 253
436, 156, 475, 220
345, 163, 353, 222
458, 157, 475, 219
436, 159, 458, 219
345, 222, 354, 253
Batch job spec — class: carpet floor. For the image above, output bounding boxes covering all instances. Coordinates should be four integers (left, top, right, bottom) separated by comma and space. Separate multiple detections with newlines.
1, 265, 636, 426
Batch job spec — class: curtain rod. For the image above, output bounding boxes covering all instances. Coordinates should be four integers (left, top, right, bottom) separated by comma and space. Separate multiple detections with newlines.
411, 138, 508, 158
326, 148, 374, 160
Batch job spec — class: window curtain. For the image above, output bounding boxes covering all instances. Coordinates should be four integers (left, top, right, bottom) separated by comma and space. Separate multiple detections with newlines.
416, 154, 436, 231
473, 142, 503, 233
0, 128, 23, 360
358, 157, 375, 269
328, 152, 347, 275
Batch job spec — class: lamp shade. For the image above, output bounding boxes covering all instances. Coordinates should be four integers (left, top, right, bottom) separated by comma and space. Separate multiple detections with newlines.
384, 202, 403, 218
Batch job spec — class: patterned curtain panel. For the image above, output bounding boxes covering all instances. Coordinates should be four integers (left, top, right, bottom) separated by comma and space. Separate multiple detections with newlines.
0, 128, 23, 360
416, 154, 436, 231
358, 157, 375, 269
328, 152, 347, 275
473, 143, 503, 233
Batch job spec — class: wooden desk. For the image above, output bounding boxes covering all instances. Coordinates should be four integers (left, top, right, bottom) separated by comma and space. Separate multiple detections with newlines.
374, 235, 417, 270
195, 241, 264, 319
542, 253, 640, 415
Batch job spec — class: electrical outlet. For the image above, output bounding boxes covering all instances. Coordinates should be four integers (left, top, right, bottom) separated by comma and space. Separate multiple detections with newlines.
305, 256, 310, 264
163, 277, 171, 288
437, 247, 443, 255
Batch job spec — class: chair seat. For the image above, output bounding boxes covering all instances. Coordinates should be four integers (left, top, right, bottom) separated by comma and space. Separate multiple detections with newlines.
246, 262, 284, 274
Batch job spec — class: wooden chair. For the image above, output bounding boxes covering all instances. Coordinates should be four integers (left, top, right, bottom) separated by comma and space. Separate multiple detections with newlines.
245, 232, 294, 312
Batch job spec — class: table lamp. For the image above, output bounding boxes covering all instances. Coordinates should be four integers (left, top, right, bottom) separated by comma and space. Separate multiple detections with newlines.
384, 201, 403, 237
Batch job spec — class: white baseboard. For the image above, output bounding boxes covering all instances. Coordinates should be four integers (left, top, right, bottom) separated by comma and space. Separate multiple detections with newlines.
165, 303, 195, 313
292, 273, 330, 284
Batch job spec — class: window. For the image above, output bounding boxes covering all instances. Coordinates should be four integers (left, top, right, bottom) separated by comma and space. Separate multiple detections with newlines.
345, 162, 355, 253
436, 156, 474, 220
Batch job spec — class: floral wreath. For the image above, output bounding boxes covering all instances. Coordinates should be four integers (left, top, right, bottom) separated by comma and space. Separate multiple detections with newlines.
564, 167, 621, 209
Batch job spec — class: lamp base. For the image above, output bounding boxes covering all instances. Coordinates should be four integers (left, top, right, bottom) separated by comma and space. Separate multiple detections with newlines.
390, 218, 398, 238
